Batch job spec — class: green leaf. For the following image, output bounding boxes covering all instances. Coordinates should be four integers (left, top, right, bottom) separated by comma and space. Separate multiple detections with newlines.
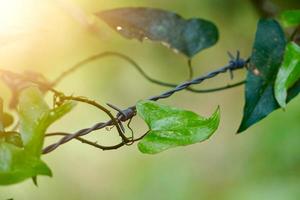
286, 78, 300, 102
96, 7, 219, 58
280, 10, 300, 27
136, 100, 220, 154
18, 87, 75, 156
0, 87, 75, 185
0, 143, 52, 185
275, 42, 300, 108
238, 19, 286, 133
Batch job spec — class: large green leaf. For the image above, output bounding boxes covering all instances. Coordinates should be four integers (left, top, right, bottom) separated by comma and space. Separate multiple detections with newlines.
96, 7, 219, 58
136, 100, 220, 154
275, 42, 300, 108
0, 142, 52, 185
0, 87, 75, 185
238, 19, 286, 133
280, 10, 300, 27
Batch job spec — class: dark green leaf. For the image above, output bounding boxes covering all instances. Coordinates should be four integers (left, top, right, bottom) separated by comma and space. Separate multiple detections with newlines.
275, 42, 300, 108
0, 87, 75, 185
136, 100, 220, 154
281, 10, 300, 27
238, 19, 286, 133
96, 7, 219, 58
286, 78, 300, 102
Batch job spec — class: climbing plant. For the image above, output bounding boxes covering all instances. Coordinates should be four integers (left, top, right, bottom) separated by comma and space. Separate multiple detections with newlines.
0, 5, 300, 186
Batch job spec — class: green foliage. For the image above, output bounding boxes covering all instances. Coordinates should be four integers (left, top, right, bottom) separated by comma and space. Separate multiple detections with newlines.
280, 10, 300, 27
97, 7, 219, 58
136, 100, 220, 154
238, 19, 286, 133
275, 42, 300, 108
3, 5, 300, 188
0, 87, 75, 185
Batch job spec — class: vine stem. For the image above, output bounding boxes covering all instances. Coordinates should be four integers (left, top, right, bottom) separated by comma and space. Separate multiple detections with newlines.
187, 59, 194, 80
46, 133, 125, 150
58, 95, 129, 143
51, 51, 245, 93
42, 53, 248, 154
51, 51, 177, 88
290, 26, 300, 42
148, 57, 247, 101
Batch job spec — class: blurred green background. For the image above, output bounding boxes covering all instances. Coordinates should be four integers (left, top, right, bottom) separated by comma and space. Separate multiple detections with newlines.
0, 0, 300, 199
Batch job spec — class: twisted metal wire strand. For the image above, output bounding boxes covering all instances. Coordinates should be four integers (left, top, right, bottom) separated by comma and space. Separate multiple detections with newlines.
43, 53, 249, 154
51, 51, 246, 93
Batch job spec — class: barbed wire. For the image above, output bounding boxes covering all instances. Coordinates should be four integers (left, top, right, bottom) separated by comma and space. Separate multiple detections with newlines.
42, 51, 249, 154
0, 51, 248, 154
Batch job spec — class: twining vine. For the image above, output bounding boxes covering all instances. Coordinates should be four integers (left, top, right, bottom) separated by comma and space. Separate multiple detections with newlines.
43, 51, 248, 154
0, 6, 300, 186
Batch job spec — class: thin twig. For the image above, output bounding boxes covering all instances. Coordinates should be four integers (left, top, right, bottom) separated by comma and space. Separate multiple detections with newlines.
187, 59, 194, 80
148, 55, 247, 101
57, 95, 129, 143
46, 133, 124, 150
51, 51, 176, 88
291, 26, 300, 42
187, 80, 246, 93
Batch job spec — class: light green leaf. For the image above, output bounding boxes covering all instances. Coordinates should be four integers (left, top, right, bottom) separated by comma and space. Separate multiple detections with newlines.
280, 10, 300, 27
136, 100, 220, 154
19, 87, 76, 156
275, 42, 300, 108
0, 87, 75, 185
0, 142, 52, 185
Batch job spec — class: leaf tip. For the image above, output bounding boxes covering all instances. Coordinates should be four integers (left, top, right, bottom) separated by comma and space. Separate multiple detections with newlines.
236, 121, 247, 134
210, 106, 221, 125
